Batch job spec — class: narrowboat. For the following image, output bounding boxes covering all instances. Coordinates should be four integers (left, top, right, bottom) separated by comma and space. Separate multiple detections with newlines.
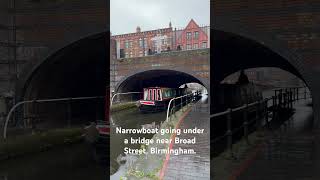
137, 87, 187, 113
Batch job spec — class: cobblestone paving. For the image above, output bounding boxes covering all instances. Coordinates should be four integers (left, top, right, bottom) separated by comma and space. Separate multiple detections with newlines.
164, 97, 210, 180
237, 99, 320, 180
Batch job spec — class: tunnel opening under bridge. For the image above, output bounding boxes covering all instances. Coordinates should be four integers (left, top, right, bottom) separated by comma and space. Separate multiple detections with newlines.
16, 32, 107, 128
212, 30, 313, 114
212, 30, 314, 156
115, 69, 207, 93
114, 69, 207, 102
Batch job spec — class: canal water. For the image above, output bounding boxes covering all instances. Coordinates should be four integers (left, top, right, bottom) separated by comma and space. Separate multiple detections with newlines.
0, 143, 106, 180
110, 107, 166, 179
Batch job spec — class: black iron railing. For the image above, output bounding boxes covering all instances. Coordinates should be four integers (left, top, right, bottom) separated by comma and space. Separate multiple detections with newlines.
211, 86, 311, 158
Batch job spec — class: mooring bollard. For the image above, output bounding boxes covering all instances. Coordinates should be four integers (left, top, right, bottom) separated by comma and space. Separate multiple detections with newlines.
226, 108, 233, 158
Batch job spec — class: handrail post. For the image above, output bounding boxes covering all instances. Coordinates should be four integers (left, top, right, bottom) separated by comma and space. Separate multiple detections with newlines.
243, 104, 249, 145
173, 100, 176, 117
67, 99, 72, 127
226, 108, 233, 158
256, 100, 260, 130
290, 90, 293, 109
265, 100, 270, 129
272, 96, 276, 120
304, 87, 307, 100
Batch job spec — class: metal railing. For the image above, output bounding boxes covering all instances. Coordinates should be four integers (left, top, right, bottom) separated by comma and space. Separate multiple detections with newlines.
211, 86, 311, 158
3, 96, 105, 139
166, 91, 201, 122
110, 92, 142, 106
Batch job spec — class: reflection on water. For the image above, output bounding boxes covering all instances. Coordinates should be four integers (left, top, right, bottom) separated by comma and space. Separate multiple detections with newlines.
0, 143, 106, 180
110, 108, 166, 179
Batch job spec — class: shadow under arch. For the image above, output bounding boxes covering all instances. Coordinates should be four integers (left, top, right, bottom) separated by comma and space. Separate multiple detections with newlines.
213, 17, 313, 89
15, 32, 108, 126
115, 69, 207, 93
212, 24, 316, 120
213, 30, 309, 86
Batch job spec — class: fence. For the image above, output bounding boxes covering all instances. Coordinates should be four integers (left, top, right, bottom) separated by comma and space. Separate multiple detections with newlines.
166, 91, 202, 122
3, 96, 105, 139
110, 92, 143, 106
211, 86, 311, 158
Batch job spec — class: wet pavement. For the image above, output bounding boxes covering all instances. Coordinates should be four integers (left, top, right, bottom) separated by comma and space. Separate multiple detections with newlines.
236, 99, 319, 180
164, 95, 210, 180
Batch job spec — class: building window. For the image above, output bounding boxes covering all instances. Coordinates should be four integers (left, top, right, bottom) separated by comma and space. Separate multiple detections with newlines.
186, 44, 192, 50
125, 40, 129, 49
194, 31, 199, 40
139, 38, 143, 48
186, 32, 192, 40
129, 40, 133, 48
139, 51, 143, 57
193, 43, 198, 49
202, 42, 207, 48
120, 49, 125, 58
125, 52, 129, 58
130, 51, 133, 57
144, 38, 147, 48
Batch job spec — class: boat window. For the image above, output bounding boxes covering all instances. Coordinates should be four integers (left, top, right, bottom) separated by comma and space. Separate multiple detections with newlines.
157, 89, 162, 101
153, 89, 157, 101
163, 89, 175, 98
148, 89, 153, 100
144, 89, 148, 100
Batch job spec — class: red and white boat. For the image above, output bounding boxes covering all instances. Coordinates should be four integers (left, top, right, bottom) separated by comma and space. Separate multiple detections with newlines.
137, 87, 187, 113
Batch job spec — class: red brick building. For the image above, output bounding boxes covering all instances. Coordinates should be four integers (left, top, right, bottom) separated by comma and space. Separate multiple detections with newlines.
174, 19, 210, 50
111, 19, 209, 59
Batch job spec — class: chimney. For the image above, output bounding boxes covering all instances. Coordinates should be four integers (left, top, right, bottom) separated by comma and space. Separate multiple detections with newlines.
136, 26, 141, 33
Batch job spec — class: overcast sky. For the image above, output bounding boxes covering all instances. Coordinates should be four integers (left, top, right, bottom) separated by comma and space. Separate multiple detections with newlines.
110, 0, 210, 35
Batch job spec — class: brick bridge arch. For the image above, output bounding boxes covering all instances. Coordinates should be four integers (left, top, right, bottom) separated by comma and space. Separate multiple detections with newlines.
111, 49, 210, 93
115, 69, 208, 93
213, 15, 319, 123
1, 0, 108, 125
14, 32, 108, 125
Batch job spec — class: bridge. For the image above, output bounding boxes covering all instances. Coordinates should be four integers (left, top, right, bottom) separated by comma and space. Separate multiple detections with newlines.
0, 0, 108, 126
213, 1, 320, 179
110, 46, 210, 93
213, 0, 320, 123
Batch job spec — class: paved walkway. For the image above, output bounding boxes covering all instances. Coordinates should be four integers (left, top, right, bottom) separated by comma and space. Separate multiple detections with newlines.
164, 96, 210, 180
236, 99, 320, 180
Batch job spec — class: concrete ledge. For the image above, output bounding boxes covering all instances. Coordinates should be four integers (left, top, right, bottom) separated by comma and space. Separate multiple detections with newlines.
111, 102, 137, 113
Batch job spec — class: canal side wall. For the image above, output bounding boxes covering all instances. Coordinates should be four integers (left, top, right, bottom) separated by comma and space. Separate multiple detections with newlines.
111, 102, 137, 113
